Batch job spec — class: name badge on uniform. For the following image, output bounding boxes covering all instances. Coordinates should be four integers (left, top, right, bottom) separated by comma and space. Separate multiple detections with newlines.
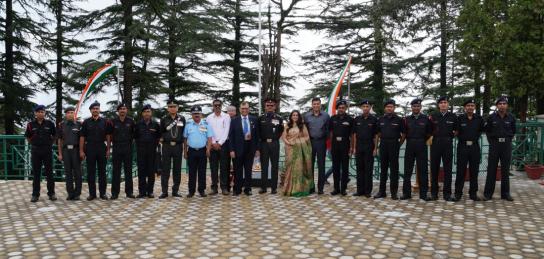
499, 138, 506, 142
199, 126, 207, 132
267, 139, 273, 143
446, 121, 454, 124
336, 137, 343, 141
67, 145, 74, 150
466, 141, 473, 146
177, 121, 184, 127
272, 119, 279, 125
342, 122, 349, 126
170, 141, 177, 146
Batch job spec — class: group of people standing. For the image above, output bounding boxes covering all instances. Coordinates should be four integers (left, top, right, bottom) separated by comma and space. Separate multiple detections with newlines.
25, 95, 516, 203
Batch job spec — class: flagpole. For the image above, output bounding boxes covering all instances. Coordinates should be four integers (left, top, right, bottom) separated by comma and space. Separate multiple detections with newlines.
347, 56, 351, 115
257, 0, 262, 116
116, 62, 121, 103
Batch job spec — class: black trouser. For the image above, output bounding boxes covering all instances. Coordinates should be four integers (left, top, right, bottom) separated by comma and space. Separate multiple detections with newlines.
378, 139, 400, 195
233, 141, 255, 194
112, 143, 133, 196
331, 139, 350, 193
188, 147, 207, 194
86, 142, 107, 197
403, 139, 428, 198
355, 143, 374, 195
137, 143, 156, 195
161, 143, 182, 195
260, 140, 280, 191
455, 141, 480, 198
209, 141, 230, 191
62, 147, 81, 197
31, 146, 54, 197
484, 139, 512, 198
310, 138, 326, 192
430, 138, 453, 198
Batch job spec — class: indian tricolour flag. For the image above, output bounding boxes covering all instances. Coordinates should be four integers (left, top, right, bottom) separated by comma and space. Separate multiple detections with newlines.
75, 64, 118, 118
326, 56, 352, 117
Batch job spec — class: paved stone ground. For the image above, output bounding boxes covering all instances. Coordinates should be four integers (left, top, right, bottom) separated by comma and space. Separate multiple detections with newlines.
1, 172, 543, 259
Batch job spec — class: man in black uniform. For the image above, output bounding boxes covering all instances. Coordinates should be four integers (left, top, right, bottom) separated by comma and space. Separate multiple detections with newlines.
26, 105, 57, 202
351, 99, 378, 197
80, 101, 111, 201
454, 99, 484, 202
159, 100, 185, 199
134, 104, 161, 198
258, 98, 284, 194
429, 96, 458, 201
329, 100, 353, 196
401, 98, 432, 201
374, 99, 405, 200
484, 96, 516, 201
57, 106, 82, 201
107, 103, 136, 199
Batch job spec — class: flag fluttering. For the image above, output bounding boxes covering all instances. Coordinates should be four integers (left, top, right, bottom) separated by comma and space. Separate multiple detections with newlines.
75, 64, 117, 118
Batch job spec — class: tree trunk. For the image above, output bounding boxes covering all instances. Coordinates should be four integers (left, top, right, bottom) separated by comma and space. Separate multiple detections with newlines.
439, 0, 448, 94
167, 2, 176, 101
537, 97, 544, 115
55, 0, 63, 123
473, 65, 481, 115
482, 67, 491, 115
3, 0, 15, 134
372, 0, 385, 113
232, 0, 242, 108
122, 0, 134, 109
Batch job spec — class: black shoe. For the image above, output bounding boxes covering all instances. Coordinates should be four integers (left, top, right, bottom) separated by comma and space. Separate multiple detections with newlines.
317, 190, 324, 195
30, 196, 39, 203
221, 189, 229, 195
87, 196, 96, 201
400, 195, 411, 200
420, 196, 431, 201
353, 193, 363, 197
341, 191, 347, 196
111, 194, 119, 200
259, 189, 267, 194
147, 194, 154, 198
48, 194, 57, 201
391, 194, 399, 200
187, 193, 195, 198
136, 194, 146, 199
271, 189, 277, 194
244, 190, 252, 196
430, 195, 438, 201
126, 194, 136, 199
210, 189, 218, 196
469, 195, 482, 201
444, 195, 454, 202
309, 188, 315, 194
454, 194, 462, 202
483, 195, 492, 201
232, 192, 240, 196
364, 194, 371, 198
159, 193, 168, 199
66, 196, 74, 201
99, 194, 109, 200
199, 192, 207, 197
501, 195, 514, 201
330, 190, 340, 196
373, 192, 386, 199
172, 193, 183, 197
73, 196, 80, 201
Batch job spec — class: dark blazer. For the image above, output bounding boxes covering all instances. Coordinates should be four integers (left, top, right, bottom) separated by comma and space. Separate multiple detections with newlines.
229, 115, 260, 155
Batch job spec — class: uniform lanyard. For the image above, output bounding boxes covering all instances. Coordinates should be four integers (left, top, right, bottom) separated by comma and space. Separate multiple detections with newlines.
169, 116, 179, 139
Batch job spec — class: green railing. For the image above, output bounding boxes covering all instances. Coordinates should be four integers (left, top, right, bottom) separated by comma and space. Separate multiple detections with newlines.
1, 120, 542, 182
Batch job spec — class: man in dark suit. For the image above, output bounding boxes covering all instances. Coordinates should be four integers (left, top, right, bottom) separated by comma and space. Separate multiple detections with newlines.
229, 101, 260, 196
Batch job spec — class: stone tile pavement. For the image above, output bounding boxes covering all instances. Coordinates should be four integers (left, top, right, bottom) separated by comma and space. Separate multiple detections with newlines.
1, 172, 543, 258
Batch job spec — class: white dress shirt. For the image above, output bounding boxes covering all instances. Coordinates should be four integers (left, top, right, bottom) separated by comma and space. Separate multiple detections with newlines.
206, 112, 231, 145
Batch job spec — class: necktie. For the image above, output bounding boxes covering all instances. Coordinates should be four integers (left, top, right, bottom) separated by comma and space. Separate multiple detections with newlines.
243, 117, 249, 135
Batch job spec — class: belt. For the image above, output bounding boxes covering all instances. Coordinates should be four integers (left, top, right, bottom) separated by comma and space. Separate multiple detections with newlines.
380, 138, 399, 141
492, 137, 511, 143
310, 137, 325, 140
63, 144, 79, 149
189, 147, 206, 151
262, 138, 278, 143
407, 138, 425, 140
